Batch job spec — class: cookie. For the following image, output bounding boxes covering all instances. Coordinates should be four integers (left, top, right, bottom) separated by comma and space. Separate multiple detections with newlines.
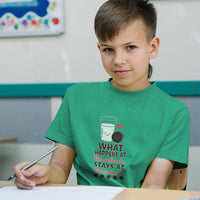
112, 131, 124, 143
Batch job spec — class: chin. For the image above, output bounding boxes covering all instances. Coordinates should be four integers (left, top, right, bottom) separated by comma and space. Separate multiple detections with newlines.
113, 81, 133, 89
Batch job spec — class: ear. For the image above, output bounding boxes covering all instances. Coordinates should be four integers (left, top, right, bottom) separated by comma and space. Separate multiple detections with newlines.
97, 42, 101, 51
149, 37, 160, 59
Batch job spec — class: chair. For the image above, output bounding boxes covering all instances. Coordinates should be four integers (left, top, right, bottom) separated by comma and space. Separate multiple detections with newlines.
167, 167, 188, 190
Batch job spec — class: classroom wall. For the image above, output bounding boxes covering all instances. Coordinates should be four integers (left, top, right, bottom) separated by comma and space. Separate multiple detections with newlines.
0, 0, 200, 191
151, 0, 200, 81
0, 0, 107, 84
0, 0, 200, 83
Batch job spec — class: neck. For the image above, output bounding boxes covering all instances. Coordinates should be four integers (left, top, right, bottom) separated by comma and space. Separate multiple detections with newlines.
110, 79, 151, 91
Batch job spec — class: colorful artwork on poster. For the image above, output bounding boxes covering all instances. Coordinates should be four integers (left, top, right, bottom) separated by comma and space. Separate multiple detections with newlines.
0, 0, 64, 37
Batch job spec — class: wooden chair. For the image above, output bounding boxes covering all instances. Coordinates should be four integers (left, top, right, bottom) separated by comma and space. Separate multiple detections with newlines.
167, 167, 188, 190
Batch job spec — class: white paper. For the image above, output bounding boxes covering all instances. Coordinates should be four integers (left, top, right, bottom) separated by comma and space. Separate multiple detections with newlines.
0, 186, 124, 200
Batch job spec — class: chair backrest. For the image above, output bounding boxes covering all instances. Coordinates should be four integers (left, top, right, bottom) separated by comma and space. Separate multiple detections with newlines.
167, 167, 188, 190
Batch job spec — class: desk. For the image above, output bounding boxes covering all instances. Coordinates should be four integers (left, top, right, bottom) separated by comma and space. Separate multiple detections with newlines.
1, 181, 200, 200
113, 188, 200, 200
0, 181, 15, 188
0, 137, 17, 143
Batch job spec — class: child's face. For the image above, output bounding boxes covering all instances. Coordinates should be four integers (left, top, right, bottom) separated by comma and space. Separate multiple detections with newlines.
98, 18, 160, 91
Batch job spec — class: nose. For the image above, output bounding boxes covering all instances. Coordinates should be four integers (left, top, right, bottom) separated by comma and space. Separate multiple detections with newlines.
113, 50, 126, 65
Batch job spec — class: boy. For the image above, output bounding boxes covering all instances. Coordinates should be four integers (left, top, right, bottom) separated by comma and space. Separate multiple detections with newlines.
13, 0, 190, 190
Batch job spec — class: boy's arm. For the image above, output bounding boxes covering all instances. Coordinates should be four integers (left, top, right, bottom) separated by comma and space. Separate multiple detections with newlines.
141, 158, 174, 189
48, 142, 76, 183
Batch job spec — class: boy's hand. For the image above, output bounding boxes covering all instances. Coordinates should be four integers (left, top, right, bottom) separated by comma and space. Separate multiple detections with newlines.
13, 162, 49, 190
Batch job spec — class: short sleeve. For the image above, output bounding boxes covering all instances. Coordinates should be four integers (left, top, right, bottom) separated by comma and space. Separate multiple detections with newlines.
156, 107, 190, 169
45, 89, 75, 149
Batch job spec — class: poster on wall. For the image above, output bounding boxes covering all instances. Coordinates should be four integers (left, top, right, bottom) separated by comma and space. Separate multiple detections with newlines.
0, 0, 64, 37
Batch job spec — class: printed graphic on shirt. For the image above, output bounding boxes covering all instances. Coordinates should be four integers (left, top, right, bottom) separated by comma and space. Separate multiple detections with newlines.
94, 116, 126, 181
100, 116, 124, 142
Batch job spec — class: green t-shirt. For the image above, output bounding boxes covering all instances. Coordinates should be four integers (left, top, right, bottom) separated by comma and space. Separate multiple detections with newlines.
45, 80, 190, 188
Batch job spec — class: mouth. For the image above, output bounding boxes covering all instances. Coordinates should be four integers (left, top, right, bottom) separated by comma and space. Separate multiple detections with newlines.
114, 70, 130, 76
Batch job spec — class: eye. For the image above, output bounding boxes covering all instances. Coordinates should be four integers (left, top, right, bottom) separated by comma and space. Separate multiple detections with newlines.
103, 48, 113, 53
127, 45, 136, 50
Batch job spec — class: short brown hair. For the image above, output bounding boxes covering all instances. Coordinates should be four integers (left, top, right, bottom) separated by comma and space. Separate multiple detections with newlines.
94, 0, 157, 42
94, 0, 157, 79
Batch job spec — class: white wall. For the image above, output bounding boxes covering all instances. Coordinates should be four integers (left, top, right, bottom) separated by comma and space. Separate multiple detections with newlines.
188, 147, 200, 191
0, 0, 200, 83
0, 0, 107, 84
151, 0, 200, 81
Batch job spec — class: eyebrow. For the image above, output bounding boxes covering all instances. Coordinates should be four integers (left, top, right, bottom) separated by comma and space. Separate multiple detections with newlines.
99, 43, 109, 47
100, 41, 137, 47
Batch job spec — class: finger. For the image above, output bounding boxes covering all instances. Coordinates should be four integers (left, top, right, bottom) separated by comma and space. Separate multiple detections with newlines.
13, 162, 37, 190
14, 176, 35, 190
21, 163, 43, 178
13, 161, 30, 177
22, 164, 49, 185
